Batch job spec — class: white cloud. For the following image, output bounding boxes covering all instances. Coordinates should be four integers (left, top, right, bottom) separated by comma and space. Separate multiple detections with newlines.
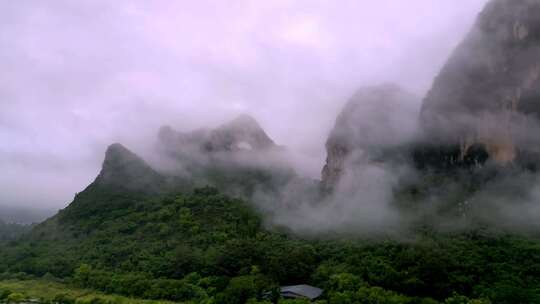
0, 0, 488, 208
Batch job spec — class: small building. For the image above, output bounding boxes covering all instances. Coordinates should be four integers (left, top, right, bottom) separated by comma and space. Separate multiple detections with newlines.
279, 285, 323, 301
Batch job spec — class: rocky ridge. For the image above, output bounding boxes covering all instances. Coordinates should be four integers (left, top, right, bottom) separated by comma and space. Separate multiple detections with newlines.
158, 114, 278, 159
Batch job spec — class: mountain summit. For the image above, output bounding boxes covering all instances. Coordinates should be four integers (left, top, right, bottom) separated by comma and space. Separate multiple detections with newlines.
205, 114, 276, 152
94, 143, 164, 192
158, 114, 278, 158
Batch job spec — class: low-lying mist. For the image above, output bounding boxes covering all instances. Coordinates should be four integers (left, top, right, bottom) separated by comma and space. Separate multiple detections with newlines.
6, 0, 540, 238
0, 0, 488, 210
134, 79, 540, 238
252, 146, 540, 238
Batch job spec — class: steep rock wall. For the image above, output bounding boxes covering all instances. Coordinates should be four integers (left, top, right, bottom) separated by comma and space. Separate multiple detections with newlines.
420, 0, 540, 166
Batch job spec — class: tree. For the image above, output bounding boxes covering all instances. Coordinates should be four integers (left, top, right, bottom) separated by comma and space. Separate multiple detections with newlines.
7, 293, 25, 303
74, 264, 93, 287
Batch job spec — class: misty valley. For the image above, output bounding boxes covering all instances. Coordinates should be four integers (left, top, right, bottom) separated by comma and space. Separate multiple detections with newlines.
3, 0, 540, 304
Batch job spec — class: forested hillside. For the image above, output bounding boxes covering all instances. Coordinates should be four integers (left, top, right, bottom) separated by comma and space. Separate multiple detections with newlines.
3, 1, 540, 303
1, 187, 539, 303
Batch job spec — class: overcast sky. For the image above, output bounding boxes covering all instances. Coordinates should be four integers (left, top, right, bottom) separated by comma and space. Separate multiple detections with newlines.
0, 0, 488, 210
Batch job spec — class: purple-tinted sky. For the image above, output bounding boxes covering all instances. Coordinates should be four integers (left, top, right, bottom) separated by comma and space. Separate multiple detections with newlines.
1, 0, 488, 209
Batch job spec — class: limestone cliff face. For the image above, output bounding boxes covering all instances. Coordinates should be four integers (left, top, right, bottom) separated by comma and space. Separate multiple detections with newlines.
420, 0, 540, 166
322, 84, 419, 191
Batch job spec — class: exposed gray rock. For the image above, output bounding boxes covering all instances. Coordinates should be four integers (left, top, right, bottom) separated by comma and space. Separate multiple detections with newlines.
420, 0, 540, 166
321, 84, 419, 191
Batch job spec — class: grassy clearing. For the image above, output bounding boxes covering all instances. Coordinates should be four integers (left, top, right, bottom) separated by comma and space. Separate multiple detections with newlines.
0, 279, 179, 304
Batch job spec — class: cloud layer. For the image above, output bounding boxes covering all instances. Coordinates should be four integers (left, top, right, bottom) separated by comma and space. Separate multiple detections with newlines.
0, 0, 488, 208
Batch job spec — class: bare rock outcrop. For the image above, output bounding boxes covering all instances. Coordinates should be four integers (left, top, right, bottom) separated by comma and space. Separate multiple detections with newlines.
321, 84, 419, 191
420, 0, 540, 167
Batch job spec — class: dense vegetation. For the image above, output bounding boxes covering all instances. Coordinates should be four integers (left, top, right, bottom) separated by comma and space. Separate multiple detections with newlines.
0, 278, 174, 304
1, 186, 539, 303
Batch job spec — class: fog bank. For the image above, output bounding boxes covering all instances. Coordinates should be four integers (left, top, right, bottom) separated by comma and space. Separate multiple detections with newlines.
0, 1, 488, 208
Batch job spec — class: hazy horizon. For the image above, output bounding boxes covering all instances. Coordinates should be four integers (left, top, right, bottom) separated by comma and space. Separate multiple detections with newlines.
1, 0, 488, 209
